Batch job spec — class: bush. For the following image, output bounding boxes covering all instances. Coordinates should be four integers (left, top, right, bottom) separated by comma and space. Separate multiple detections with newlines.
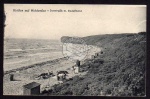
45, 33, 146, 96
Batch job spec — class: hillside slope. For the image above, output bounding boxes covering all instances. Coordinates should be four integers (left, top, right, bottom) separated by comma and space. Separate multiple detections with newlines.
43, 32, 146, 96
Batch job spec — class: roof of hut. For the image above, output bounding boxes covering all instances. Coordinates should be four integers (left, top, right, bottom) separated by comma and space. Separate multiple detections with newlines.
23, 82, 41, 89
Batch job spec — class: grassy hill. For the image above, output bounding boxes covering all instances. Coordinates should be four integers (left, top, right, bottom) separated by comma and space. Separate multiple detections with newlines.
42, 32, 146, 96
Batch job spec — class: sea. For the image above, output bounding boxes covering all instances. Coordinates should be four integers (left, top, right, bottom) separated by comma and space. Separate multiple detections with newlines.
4, 38, 63, 72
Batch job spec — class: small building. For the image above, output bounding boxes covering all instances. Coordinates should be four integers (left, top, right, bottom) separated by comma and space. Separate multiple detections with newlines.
74, 66, 79, 73
57, 71, 68, 81
95, 53, 99, 56
76, 60, 80, 66
72, 60, 81, 74
57, 73, 66, 81
23, 82, 41, 95
10, 74, 14, 81
91, 55, 96, 59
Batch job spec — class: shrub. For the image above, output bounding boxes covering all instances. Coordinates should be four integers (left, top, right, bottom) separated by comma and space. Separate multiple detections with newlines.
45, 33, 146, 96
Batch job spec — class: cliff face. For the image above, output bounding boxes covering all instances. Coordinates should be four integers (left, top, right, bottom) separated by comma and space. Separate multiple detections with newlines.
45, 32, 146, 96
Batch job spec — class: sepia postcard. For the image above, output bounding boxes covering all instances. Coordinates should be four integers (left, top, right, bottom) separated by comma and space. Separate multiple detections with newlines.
3, 4, 146, 96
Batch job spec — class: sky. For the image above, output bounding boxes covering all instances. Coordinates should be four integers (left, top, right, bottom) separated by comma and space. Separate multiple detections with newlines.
4, 4, 146, 40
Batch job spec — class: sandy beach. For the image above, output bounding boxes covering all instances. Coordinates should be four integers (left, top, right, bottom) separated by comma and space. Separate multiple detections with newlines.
3, 44, 101, 95
3, 58, 75, 95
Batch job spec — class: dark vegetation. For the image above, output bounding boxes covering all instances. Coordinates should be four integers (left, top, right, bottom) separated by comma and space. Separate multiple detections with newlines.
61, 36, 83, 44
43, 32, 146, 96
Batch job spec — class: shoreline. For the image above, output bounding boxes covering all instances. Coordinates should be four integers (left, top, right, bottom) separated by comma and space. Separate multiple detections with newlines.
4, 44, 101, 75
3, 44, 101, 95
4, 57, 67, 75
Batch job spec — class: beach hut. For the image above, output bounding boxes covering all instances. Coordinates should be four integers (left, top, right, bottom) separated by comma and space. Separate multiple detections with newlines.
95, 53, 99, 56
91, 55, 95, 59
10, 74, 14, 81
57, 73, 66, 81
74, 66, 79, 73
57, 74, 65, 81
23, 82, 41, 95
76, 60, 80, 66
57, 71, 68, 81
72, 60, 81, 74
